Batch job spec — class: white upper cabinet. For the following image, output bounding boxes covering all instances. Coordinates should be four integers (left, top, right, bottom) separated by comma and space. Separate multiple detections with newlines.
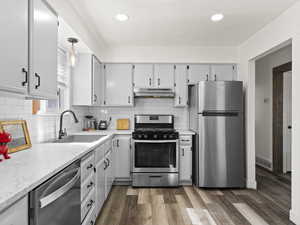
133, 64, 154, 88
187, 64, 210, 84
93, 57, 103, 105
211, 64, 236, 81
0, 0, 29, 94
154, 64, 174, 88
174, 65, 188, 107
104, 64, 133, 106
30, 0, 58, 99
73, 54, 103, 106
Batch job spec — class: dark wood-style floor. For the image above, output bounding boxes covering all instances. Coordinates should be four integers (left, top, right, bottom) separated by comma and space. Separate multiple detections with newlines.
96, 167, 293, 225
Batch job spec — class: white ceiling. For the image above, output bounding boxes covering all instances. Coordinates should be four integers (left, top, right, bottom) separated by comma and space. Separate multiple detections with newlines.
67, 0, 298, 47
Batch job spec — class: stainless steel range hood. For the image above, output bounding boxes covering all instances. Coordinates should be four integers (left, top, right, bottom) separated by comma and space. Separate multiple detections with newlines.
134, 88, 175, 98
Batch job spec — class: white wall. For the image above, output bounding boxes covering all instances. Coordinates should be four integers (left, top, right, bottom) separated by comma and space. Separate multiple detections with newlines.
238, 2, 300, 223
255, 45, 292, 168
104, 46, 238, 63
88, 98, 189, 131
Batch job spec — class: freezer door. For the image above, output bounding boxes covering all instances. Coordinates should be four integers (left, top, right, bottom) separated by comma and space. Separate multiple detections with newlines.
198, 81, 243, 112
198, 113, 245, 187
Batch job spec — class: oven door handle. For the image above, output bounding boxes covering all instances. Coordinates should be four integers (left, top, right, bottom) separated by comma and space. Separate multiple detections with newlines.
39, 168, 80, 209
133, 140, 178, 143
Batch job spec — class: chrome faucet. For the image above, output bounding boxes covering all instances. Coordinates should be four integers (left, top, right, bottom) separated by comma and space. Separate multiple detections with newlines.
59, 110, 79, 139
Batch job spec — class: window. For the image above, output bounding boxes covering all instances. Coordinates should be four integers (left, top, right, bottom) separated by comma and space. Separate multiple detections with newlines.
33, 48, 70, 115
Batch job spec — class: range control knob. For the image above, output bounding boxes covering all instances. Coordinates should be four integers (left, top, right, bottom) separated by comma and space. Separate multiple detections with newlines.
153, 134, 158, 139
143, 134, 148, 139
163, 134, 168, 139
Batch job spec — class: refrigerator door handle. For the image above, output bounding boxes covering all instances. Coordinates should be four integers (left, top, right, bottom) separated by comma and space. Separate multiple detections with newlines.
201, 111, 239, 117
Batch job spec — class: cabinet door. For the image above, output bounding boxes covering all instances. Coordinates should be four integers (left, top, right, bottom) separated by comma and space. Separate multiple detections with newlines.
211, 64, 236, 81
95, 160, 105, 215
133, 64, 154, 88
0, 196, 28, 225
0, 0, 28, 94
174, 65, 188, 107
187, 64, 210, 84
154, 64, 174, 88
30, 0, 58, 99
104, 64, 133, 106
114, 136, 131, 179
180, 146, 192, 182
92, 56, 103, 106
105, 151, 113, 198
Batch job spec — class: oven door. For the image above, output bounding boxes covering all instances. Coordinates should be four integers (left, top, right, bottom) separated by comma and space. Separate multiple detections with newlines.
132, 140, 179, 173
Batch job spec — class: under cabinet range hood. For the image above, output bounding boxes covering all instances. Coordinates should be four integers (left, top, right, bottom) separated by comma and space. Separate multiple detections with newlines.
134, 88, 175, 98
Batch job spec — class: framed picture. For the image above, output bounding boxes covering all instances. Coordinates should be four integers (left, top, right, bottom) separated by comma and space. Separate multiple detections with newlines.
0, 120, 32, 153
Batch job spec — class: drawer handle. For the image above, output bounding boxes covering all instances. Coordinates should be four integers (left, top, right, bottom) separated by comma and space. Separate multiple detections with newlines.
181, 140, 190, 142
22, 68, 28, 86
90, 220, 94, 225
87, 182, 94, 188
35, 73, 41, 89
87, 164, 93, 170
87, 199, 94, 208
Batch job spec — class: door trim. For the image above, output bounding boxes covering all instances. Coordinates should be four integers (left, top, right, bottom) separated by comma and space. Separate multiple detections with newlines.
272, 62, 292, 174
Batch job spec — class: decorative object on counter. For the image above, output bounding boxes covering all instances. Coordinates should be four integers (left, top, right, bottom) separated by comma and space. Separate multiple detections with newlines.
116, 119, 130, 130
83, 115, 97, 131
0, 120, 31, 154
0, 132, 12, 161
98, 117, 111, 130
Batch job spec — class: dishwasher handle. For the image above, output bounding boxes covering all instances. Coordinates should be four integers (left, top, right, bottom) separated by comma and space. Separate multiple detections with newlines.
39, 168, 80, 209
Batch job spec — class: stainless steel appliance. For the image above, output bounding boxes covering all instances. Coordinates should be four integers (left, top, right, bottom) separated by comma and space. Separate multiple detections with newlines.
189, 81, 245, 188
132, 115, 179, 187
29, 160, 81, 225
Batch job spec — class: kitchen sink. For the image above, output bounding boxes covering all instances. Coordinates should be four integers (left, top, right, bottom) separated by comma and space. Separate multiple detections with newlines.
51, 135, 106, 143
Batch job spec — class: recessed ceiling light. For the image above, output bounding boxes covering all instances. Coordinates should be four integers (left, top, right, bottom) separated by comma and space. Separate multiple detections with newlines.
115, 14, 129, 22
211, 13, 224, 22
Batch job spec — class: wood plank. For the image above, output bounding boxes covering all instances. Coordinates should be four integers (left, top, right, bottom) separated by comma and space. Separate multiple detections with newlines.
165, 203, 186, 225
233, 203, 269, 225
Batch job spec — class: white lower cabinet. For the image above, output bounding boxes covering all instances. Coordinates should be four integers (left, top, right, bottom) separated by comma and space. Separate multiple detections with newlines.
0, 195, 28, 225
113, 135, 131, 181
95, 137, 115, 217
179, 135, 193, 184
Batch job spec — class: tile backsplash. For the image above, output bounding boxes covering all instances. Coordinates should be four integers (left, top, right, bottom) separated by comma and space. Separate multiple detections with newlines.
88, 98, 189, 130
0, 95, 87, 144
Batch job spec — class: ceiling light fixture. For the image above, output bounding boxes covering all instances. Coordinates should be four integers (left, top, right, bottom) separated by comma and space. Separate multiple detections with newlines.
67, 37, 79, 67
211, 13, 224, 22
115, 14, 129, 22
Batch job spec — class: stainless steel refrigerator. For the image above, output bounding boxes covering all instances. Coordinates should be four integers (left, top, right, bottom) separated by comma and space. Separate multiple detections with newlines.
189, 81, 245, 188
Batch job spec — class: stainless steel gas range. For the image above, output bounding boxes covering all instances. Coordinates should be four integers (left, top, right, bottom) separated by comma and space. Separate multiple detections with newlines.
131, 115, 179, 187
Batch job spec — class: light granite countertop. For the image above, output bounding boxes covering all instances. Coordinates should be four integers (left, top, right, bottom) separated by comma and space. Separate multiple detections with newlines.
0, 133, 113, 212
75, 129, 195, 135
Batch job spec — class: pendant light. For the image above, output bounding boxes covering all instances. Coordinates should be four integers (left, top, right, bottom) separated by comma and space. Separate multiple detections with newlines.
67, 37, 79, 67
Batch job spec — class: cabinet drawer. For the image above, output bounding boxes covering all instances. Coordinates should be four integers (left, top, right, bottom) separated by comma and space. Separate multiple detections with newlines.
81, 152, 95, 183
82, 206, 96, 225
81, 173, 95, 201
95, 145, 104, 163
179, 135, 192, 146
81, 188, 96, 222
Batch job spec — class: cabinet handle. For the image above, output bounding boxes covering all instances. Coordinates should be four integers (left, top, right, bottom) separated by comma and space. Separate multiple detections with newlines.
128, 96, 131, 104
149, 78, 152, 86
206, 74, 209, 81
87, 199, 94, 208
179, 96, 181, 104
22, 68, 28, 86
94, 94, 97, 103
182, 148, 185, 156
104, 160, 108, 170
87, 182, 94, 188
90, 220, 95, 225
35, 73, 41, 89
214, 74, 217, 81
117, 139, 120, 147
158, 78, 160, 86
87, 164, 93, 170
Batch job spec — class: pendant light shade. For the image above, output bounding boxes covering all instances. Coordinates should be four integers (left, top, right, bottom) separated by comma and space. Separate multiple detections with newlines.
67, 37, 79, 67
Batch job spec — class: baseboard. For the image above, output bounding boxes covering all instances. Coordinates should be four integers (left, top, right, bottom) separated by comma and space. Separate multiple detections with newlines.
113, 178, 132, 186
180, 180, 193, 186
246, 179, 257, 189
256, 157, 272, 170
290, 209, 300, 224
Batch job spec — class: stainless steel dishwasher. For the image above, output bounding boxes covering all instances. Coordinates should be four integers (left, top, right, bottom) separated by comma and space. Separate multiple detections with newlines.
29, 160, 81, 225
